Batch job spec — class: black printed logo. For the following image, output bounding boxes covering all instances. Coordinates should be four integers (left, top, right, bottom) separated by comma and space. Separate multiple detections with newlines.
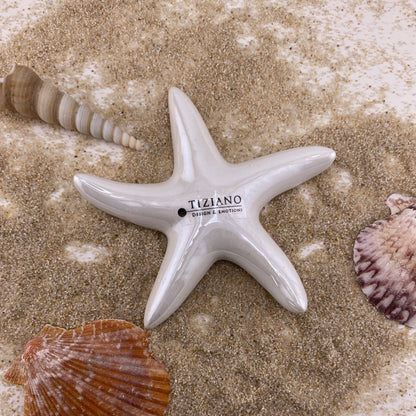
177, 194, 244, 218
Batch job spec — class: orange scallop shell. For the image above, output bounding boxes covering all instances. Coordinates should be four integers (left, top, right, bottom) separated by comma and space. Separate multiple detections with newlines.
4, 319, 171, 415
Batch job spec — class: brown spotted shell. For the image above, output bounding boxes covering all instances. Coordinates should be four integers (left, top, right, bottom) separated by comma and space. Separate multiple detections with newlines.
0, 64, 143, 150
4, 319, 171, 415
353, 194, 416, 327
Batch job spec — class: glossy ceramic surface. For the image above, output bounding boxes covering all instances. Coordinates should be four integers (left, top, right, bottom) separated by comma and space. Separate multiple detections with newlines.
74, 88, 335, 328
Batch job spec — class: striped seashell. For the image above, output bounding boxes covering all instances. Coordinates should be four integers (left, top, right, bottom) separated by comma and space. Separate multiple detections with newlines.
0, 64, 142, 150
353, 194, 416, 327
4, 319, 171, 415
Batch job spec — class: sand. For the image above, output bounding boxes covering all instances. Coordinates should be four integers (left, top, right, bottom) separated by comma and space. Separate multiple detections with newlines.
0, 1, 415, 415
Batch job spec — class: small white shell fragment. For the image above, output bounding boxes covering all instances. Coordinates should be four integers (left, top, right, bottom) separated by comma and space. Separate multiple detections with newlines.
65, 241, 109, 263
46, 187, 65, 204
189, 313, 214, 334
0, 192, 18, 218
298, 241, 324, 259
333, 169, 352, 191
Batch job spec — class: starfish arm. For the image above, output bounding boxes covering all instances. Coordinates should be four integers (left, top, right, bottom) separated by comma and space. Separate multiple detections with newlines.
168, 87, 229, 181
221, 220, 307, 313
73, 89, 333, 328
73, 173, 179, 233
233, 146, 335, 212
144, 223, 217, 328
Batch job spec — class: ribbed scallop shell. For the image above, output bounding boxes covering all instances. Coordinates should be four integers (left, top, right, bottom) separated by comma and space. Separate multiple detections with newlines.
353, 194, 416, 327
0, 64, 142, 150
4, 319, 171, 415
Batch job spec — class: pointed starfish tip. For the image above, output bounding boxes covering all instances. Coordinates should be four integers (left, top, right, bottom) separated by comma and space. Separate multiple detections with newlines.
144, 308, 163, 330
277, 277, 308, 313
168, 86, 181, 94
168, 87, 197, 115
73, 173, 87, 191
73, 173, 99, 197
168, 86, 185, 102
292, 293, 308, 313
327, 148, 336, 162
311, 146, 336, 164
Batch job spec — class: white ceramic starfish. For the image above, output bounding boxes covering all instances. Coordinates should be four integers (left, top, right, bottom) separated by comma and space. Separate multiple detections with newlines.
74, 88, 335, 328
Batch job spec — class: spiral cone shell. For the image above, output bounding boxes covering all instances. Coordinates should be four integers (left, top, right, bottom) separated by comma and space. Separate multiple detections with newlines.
0, 64, 142, 150
4, 319, 171, 415
353, 194, 416, 327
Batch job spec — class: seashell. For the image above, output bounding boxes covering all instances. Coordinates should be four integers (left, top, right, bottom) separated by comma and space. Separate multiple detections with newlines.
0, 64, 142, 150
353, 194, 416, 327
4, 319, 171, 415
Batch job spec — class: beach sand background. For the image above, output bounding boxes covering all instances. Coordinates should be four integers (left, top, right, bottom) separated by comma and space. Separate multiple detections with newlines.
1, 1, 416, 415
